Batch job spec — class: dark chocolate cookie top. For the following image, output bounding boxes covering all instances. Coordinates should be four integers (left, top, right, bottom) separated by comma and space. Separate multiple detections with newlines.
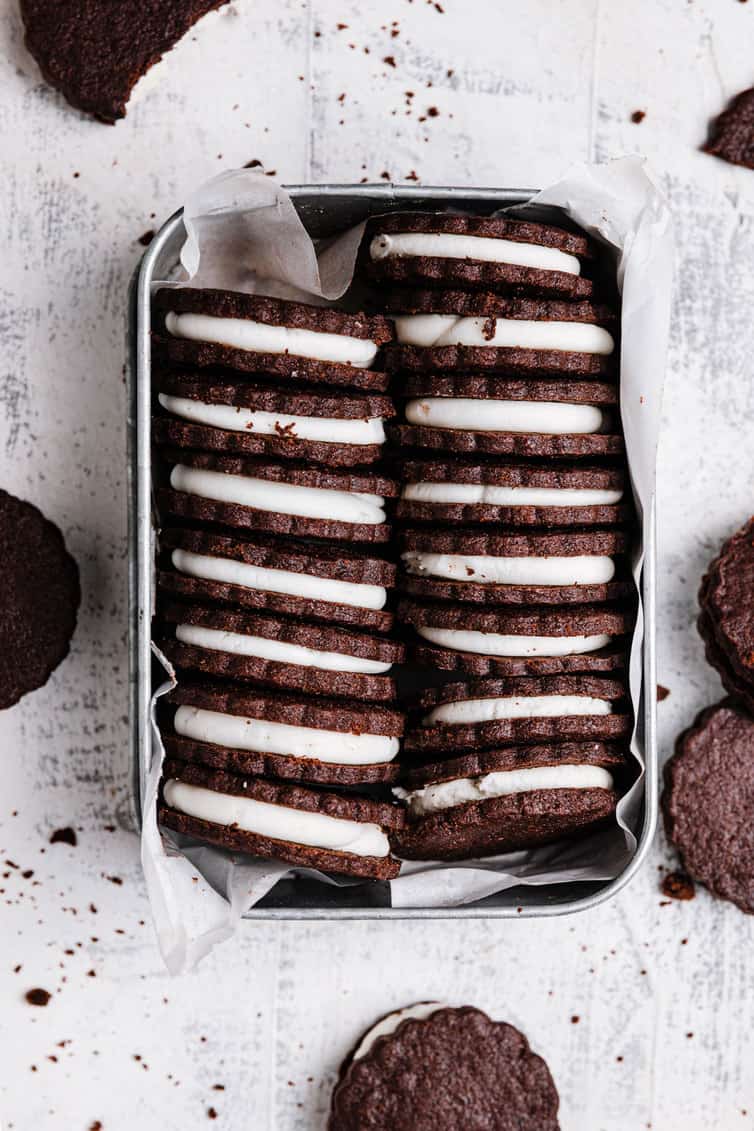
367, 210, 590, 255
400, 458, 626, 491
397, 599, 634, 637
0, 490, 80, 709
154, 288, 394, 342
698, 517, 754, 684
703, 86, 754, 170
414, 674, 626, 713
401, 741, 625, 789
20, 0, 229, 122
162, 448, 399, 497
663, 700, 754, 914
329, 1004, 560, 1131
385, 290, 614, 324
402, 376, 617, 404
400, 528, 628, 558
156, 372, 395, 419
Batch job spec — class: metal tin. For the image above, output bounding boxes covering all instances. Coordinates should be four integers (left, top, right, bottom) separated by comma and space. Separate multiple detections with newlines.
128, 184, 657, 919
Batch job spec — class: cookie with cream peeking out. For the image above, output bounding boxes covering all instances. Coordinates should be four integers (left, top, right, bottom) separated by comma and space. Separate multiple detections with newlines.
157, 600, 404, 703
160, 759, 405, 879
383, 291, 617, 378
158, 527, 397, 634
392, 743, 622, 862
152, 288, 394, 391
397, 457, 630, 527
154, 372, 395, 466
365, 210, 595, 302
391, 376, 623, 459
156, 450, 398, 543
161, 680, 405, 787
398, 527, 632, 606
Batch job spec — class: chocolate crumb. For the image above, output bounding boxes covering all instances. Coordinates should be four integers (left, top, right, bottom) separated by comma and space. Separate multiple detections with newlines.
427, 106, 439, 117
208, 1108, 218, 1120
631, 110, 646, 124
383, 55, 396, 67
703, 86, 754, 169
571, 1015, 580, 1024
138, 230, 155, 247
50, 827, 77, 846
89, 1123, 103, 1130
25, 988, 51, 1007
661, 871, 695, 901
657, 684, 670, 701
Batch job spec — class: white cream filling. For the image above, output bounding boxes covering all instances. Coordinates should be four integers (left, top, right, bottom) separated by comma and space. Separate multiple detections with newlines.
394, 314, 613, 354
402, 482, 623, 507
159, 394, 386, 446
423, 695, 613, 727
171, 548, 387, 611
369, 231, 581, 275
163, 780, 390, 857
175, 623, 392, 674
402, 552, 615, 587
395, 765, 615, 818
164, 311, 379, 367
174, 705, 400, 766
404, 398, 604, 435
416, 626, 613, 658
170, 464, 385, 525
352, 1004, 447, 1060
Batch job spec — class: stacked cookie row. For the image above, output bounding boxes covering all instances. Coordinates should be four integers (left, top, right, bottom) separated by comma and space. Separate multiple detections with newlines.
363, 211, 635, 860
151, 287, 409, 879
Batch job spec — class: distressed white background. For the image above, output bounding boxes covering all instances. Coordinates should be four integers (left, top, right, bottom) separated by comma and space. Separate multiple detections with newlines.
1, 1, 754, 1128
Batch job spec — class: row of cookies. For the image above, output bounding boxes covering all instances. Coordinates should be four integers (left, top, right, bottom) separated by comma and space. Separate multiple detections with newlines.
361, 210, 635, 861
150, 285, 411, 879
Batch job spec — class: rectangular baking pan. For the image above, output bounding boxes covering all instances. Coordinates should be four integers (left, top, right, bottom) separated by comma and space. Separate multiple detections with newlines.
128, 184, 657, 919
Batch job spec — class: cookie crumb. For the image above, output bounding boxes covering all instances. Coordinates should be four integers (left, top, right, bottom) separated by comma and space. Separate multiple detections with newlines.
657, 684, 670, 701
631, 110, 646, 124
50, 827, 77, 846
661, 871, 695, 901
138, 229, 155, 247
25, 988, 51, 1007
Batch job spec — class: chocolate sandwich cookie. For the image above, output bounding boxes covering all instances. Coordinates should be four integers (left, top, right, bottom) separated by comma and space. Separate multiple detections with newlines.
398, 599, 632, 676
156, 450, 398, 543
403, 675, 630, 755
384, 294, 616, 379
160, 759, 404, 879
154, 373, 395, 466
0, 490, 81, 710
366, 208, 593, 302
662, 701, 754, 914
398, 458, 629, 526
158, 528, 396, 633
20, 0, 228, 123
329, 1003, 560, 1131
392, 377, 623, 458
157, 601, 403, 702
399, 528, 632, 606
392, 742, 623, 860
697, 517, 754, 713
152, 289, 393, 391
162, 680, 404, 786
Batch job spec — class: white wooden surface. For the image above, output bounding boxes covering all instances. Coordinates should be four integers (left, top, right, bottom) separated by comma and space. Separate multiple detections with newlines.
2, 2, 754, 1127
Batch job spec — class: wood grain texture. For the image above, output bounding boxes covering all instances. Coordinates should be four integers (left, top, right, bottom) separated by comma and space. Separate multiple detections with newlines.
2, 0, 754, 1128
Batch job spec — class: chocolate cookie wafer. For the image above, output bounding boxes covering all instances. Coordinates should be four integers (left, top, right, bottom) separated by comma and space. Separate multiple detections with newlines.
365, 209, 594, 302
160, 759, 404, 878
156, 450, 397, 543
392, 742, 623, 860
398, 599, 632, 676
0, 490, 81, 709
392, 377, 622, 458
403, 675, 631, 754
663, 700, 754, 914
329, 1003, 560, 1130
158, 528, 396, 632
162, 680, 404, 786
154, 372, 395, 466
152, 288, 393, 391
384, 294, 616, 378
397, 457, 629, 526
697, 517, 754, 713
158, 601, 403, 702
399, 528, 632, 605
